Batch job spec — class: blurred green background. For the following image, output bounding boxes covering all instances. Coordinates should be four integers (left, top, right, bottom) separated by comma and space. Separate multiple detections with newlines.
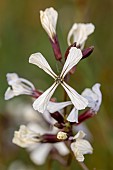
0, 0, 113, 169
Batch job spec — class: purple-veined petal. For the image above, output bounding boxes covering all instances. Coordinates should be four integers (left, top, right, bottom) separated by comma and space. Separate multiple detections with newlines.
60, 47, 82, 78
61, 82, 88, 110
33, 83, 58, 113
67, 107, 78, 123
29, 53, 57, 79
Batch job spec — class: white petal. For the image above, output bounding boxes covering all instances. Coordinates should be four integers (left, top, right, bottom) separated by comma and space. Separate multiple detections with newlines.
67, 107, 78, 123
5, 73, 35, 99
47, 101, 72, 113
67, 23, 95, 49
85, 23, 95, 36
82, 83, 102, 112
71, 139, 93, 162
27, 123, 46, 134
30, 144, 52, 165
6, 73, 19, 85
20, 78, 35, 90
73, 131, 86, 140
75, 124, 93, 140
40, 7, 58, 41
42, 110, 55, 124
67, 23, 78, 46
82, 88, 97, 108
60, 47, 82, 78
67, 23, 87, 47
5, 87, 15, 100
33, 83, 58, 113
54, 142, 69, 156
29, 53, 57, 79
61, 82, 88, 110
12, 125, 40, 148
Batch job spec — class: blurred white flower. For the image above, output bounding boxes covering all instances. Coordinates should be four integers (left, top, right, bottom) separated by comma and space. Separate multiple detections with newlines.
8, 160, 35, 170
40, 7, 58, 42
82, 83, 102, 112
5, 73, 35, 100
67, 23, 95, 49
71, 131, 93, 162
6, 100, 43, 124
29, 47, 88, 113
12, 125, 41, 148
26, 123, 69, 165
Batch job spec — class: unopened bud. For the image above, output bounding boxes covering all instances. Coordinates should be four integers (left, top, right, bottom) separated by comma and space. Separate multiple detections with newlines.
57, 131, 67, 140
82, 46, 94, 59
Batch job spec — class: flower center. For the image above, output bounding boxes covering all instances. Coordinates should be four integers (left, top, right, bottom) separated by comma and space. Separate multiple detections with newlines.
55, 76, 64, 84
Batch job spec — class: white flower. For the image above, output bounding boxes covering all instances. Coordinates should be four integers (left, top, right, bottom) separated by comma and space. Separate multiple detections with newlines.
40, 7, 58, 42
12, 125, 40, 148
82, 83, 102, 112
5, 73, 35, 100
71, 131, 93, 162
67, 23, 95, 49
26, 123, 69, 165
57, 131, 68, 140
29, 47, 88, 113
8, 160, 35, 170
66, 83, 102, 122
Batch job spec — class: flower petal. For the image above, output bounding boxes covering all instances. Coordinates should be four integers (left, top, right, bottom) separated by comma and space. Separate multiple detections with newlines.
71, 139, 93, 162
33, 83, 58, 113
54, 142, 69, 156
73, 131, 86, 140
82, 83, 102, 112
30, 143, 52, 165
67, 107, 78, 123
5, 87, 15, 100
60, 47, 82, 78
67, 23, 95, 49
85, 23, 95, 36
12, 125, 40, 148
61, 82, 88, 110
29, 53, 57, 79
47, 101, 72, 113
5, 73, 35, 99
40, 7, 58, 41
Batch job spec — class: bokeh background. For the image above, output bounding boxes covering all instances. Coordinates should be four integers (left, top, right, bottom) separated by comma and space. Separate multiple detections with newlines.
0, 0, 113, 169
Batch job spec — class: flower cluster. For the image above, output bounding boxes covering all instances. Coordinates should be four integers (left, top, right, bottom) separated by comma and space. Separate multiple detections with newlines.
5, 7, 102, 167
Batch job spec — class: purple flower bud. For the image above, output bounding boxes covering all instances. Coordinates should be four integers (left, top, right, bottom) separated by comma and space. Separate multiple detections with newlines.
82, 46, 94, 59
